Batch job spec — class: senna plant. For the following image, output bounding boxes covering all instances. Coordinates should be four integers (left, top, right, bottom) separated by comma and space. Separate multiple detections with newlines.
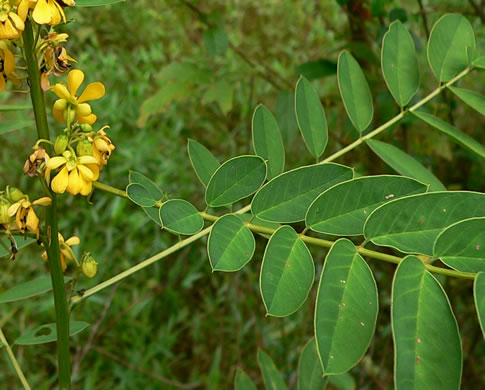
1, 1, 485, 389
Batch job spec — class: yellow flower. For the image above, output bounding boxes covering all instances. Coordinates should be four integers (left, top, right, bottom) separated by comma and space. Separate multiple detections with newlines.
40, 33, 76, 90
23, 147, 49, 177
51, 69, 105, 125
21, 0, 73, 26
0, 0, 26, 39
7, 196, 51, 238
42, 232, 79, 271
46, 150, 99, 196
0, 40, 19, 91
91, 128, 115, 167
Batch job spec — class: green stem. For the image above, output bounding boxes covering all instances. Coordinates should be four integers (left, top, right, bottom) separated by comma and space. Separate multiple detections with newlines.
0, 328, 32, 390
23, 19, 71, 390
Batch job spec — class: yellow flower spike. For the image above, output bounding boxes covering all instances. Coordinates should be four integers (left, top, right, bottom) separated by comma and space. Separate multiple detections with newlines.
67, 68, 83, 95
0, 0, 26, 39
41, 233, 80, 271
7, 196, 50, 238
0, 40, 19, 91
28, 0, 71, 26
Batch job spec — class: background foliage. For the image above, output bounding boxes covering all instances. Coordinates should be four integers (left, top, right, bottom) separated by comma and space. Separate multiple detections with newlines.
1, 0, 485, 388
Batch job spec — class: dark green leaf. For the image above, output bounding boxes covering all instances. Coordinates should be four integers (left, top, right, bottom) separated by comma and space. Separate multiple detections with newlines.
187, 139, 220, 187
257, 349, 288, 390
142, 206, 162, 226
159, 199, 203, 235
0, 276, 72, 304
129, 171, 163, 200
204, 28, 228, 57
0, 120, 34, 136
448, 86, 485, 116
473, 272, 485, 339
298, 338, 327, 390
275, 90, 298, 146
296, 59, 337, 80
126, 183, 157, 207
315, 239, 378, 375
15, 321, 89, 345
392, 256, 462, 390
235, 368, 257, 390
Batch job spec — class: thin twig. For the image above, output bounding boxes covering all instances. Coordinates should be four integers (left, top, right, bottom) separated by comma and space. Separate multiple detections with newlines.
0, 328, 32, 390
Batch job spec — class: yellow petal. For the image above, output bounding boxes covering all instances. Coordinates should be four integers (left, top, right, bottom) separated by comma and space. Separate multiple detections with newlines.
0, 74, 5, 92
67, 69, 84, 96
51, 166, 69, 194
79, 175, 92, 196
77, 113, 97, 125
78, 155, 99, 165
65, 236, 80, 246
60, 248, 74, 261
0, 19, 20, 40
32, 0, 52, 24
7, 201, 21, 217
76, 103, 92, 116
77, 164, 94, 181
60, 254, 67, 271
46, 156, 67, 170
66, 168, 81, 195
2, 46, 15, 74
9, 13, 25, 31
86, 163, 100, 180
32, 197, 52, 206
49, 0, 64, 25
52, 83, 71, 100
26, 208, 39, 234
94, 138, 109, 152
17, 0, 29, 21
41, 251, 48, 261
78, 82, 105, 103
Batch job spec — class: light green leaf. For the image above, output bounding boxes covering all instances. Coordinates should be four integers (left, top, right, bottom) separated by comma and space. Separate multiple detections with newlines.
295, 76, 328, 158
0, 276, 72, 304
208, 214, 255, 272
252, 105, 285, 179
392, 256, 462, 390
187, 139, 220, 187
235, 368, 257, 390
260, 226, 314, 317
0, 104, 31, 111
433, 217, 485, 272
367, 139, 446, 191
0, 237, 36, 259
0, 120, 34, 136
202, 80, 233, 114
206, 155, 266, 207
364, 191, 485, 255
275, 90, 299, 146
381, 20, 420, 106
204, 28, 228, 57
76, 0, 124, 5
315, 239, 378, 375
159, 199, 203, 235
327, 373, 356, 390
257, 349, 288, 390
298, 338, 327, 390
306, 175, 427, 236
337, 50, 374, 132
412, 111, 485, 160
15, 321, 90, 345
252, 163, 353, 223
427, 14, 475, 81
129, 171, 163, 200
473, 272, 485, 339
126, 183, 157, 207
448, 86, 485, 116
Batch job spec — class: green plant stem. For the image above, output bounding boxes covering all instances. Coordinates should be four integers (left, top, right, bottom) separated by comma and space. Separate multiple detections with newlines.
23, 18, 71, 390
74, 67, 474, 303
322, 66, 471, 163
0, 328, 32, 390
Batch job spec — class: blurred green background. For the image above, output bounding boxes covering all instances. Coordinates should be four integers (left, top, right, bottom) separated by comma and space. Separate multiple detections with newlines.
1, 0, 485, 388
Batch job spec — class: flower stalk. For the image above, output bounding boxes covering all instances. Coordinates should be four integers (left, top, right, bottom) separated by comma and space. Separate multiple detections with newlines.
23, 18, 71, 390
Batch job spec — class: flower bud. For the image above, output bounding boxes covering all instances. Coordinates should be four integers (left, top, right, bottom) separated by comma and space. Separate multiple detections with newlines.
64, 108, 76, 124
81, 254, 98, 278
53, 99, 67, 111
6, 187, 24, 203
76, 139, 93, 156
54, 134, 69, 154
80, 124, 93, 133
0, 200, 10, 224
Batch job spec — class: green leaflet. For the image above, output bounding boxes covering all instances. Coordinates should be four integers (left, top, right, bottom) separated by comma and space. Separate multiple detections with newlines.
205, 155, 267, 207
275, 90, 299, 147
468, 47, 485, 70
0, 120, 33, 136
364, 191, 485, 256
297, 338, 327, 390
427, 14, 475, 81
15, 321, 90, 345
337, 50, 374, 132
260, 226, 314, 317
381, 20, 420, 107
367, 139, 446, 192
0, 237, 36, 259
203, 28, 228, 57
129, 171, 163, 224
295, 76, 328, 159
0, 276, 72, 304
235, 368, 257, 390
257, 349, 288, 390
251, 163, 353, 223
187, 139, 220, 187
142, 206, 162, 226
315, 239, 378, 375
327, 373, 356, 390
126, 183, 157, 207
412, 111, 485, 160
159, 199, 203, 235
207, 214, 255, 272
433, 217, 485, 272
448, 86, 485, 116
306, 175, 427, 236
252, 104, 285, 179
392, 256, 462, 390
474, 273, 485, 339
129, 170, 163, 200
